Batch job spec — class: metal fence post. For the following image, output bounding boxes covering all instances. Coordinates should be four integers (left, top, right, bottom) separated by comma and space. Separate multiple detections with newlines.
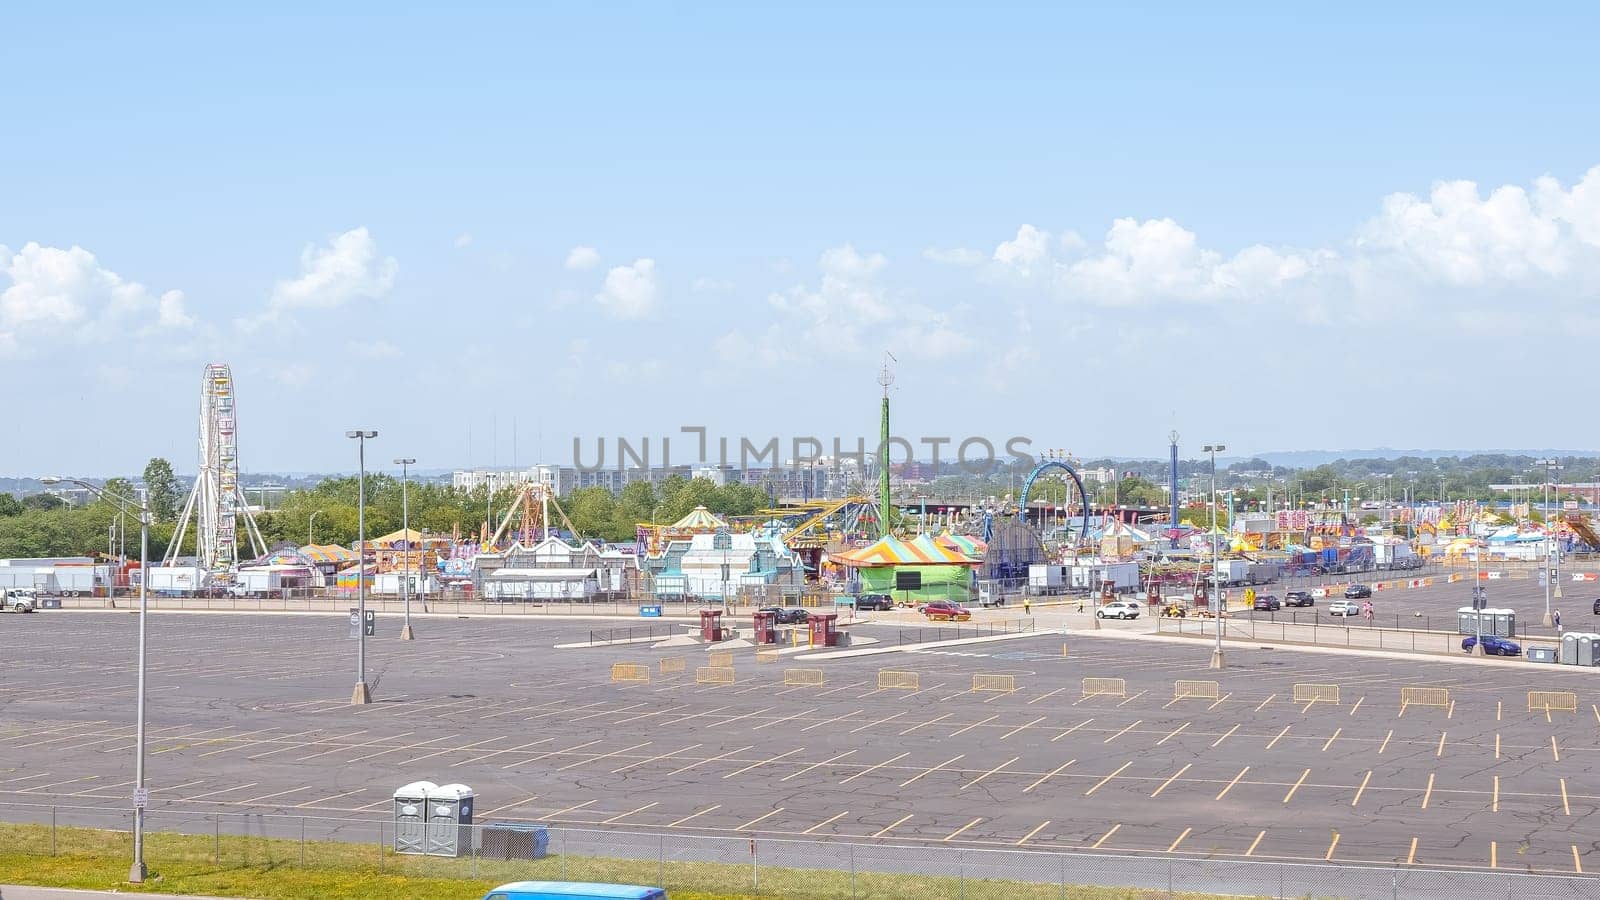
850, 842, 856, 898
658, 834, 665, 888
1167, 858, 1173, 897
750, 836, 758, 889
1060, 854, 1066, 900
50, 806, 56, 856
299, 816, 306, 867
1279, 862, 1285, 899
213, 814, 220, 864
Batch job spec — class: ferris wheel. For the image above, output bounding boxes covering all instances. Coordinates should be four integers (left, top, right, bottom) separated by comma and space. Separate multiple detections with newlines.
165, 363, 267, 573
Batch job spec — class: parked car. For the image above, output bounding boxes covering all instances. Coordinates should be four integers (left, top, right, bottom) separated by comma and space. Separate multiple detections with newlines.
1592, 597, 1600, 615
921, 601, 972, 622
1327, 599, 1362, 617
1284, 590, 1314, 607
483, 882, 667, 900
757, 606, 809, 625
1096, 600, 1141, 620
1252, 595, 1281, 611
1462, 635, 1522, 657
854, 593, 894, 611
1344, 584, 1373, 599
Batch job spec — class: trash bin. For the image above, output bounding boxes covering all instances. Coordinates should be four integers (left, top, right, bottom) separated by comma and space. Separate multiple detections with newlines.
424, 783, 475, 857
481, 822, 550, 860
392, 781, 436, 855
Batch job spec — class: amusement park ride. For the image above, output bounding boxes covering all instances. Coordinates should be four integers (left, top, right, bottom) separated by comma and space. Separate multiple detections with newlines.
162, 364, 268, 574
483, 482, 578, 551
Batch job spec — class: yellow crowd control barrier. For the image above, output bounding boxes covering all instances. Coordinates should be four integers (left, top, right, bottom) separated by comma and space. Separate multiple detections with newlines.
1082, 677, 1127, 698
1173, 680, 1220, 701
877, 669, 920, 690
756, 649, 782, 665
1400, 686, 1449, 709
696, 666, 737, 685
1292, 683, 1340, 704
659, 656, 686, 675
1061, 643, 1070, 657
1528, 691, 1578, 713
610, 663, 651, 684
972, 674, 1017, 694
708, 650, 734, 667
784, 668, 825, 687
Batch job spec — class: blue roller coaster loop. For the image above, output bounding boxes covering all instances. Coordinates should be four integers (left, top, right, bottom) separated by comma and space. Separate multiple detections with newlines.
1017, 459, 1091, 548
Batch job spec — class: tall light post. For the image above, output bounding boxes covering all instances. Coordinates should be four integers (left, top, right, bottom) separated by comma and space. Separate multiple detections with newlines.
346, 430, 378, 704
1538, 458, 1561, 624
42, 476, 149, 882
307, 509, 323, 547
395, 457, 417, 641
1203, 444, 1226, 670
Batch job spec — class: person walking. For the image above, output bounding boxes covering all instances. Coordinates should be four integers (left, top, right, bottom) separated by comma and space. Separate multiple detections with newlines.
1024, 597, 1032, 615
1554, 609, 1563, 632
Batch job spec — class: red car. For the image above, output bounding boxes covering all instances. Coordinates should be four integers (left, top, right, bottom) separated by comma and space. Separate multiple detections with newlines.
921, 601, 972, 622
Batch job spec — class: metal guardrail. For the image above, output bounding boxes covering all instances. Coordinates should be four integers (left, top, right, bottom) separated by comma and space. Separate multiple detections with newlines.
587, 623, 680, 645
896, 619, 1035, 646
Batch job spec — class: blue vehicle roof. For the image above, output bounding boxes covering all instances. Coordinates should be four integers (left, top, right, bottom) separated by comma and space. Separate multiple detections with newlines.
485, 883, 665, 900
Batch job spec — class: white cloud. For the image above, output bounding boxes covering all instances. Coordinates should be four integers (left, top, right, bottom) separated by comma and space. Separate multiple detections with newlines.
594, 258, 659, 319
0, 242, 194, 355
269, 227, 397, 311
922, 246, 986, 266
454, 233, 473, 248
993, 224, 1051, 268
272, 363, 316, 387
565, 245, 601, 271
819, 244, 887, 279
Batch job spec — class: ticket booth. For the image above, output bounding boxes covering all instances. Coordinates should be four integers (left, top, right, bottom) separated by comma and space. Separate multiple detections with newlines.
1147, 581, 1162, 607
752, 610, 777, 644
808, 612, 839, 647
1100, 581, 1115, 604
699, 608, 724, 642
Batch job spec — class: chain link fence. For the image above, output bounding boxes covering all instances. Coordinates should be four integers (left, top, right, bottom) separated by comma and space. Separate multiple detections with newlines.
4, 802, 1597, 899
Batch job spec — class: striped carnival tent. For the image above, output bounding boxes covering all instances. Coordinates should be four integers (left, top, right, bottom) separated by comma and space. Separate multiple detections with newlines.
830, 534, 981, 601
300, 544, 359, 565
935, 533, 987, 558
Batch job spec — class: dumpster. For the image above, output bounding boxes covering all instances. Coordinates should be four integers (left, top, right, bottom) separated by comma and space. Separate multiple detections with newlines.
808, 612, 838, 647
1527, 647, 1558, 664
392, 781, 436, 855
481, 822, 549, 860
425, 783, 475, 857
699, 608, 723, 642
752, 610, 777, 644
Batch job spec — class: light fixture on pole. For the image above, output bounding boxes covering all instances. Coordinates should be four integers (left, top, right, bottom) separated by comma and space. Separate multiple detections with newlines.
1202, 444, 1226, 670
307, 509, 323, 548
346, 430, 378, 704
42, 475, 150, 883
395, 457, 417, 641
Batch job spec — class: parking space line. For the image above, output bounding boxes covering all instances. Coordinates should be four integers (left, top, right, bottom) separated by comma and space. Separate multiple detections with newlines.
1028, 688, 1064, 706
898, 713, 951, 736
1256, 694, 1276, 712
466, 737, 556, 766
668, 804, 721, 827
722, 747, 803, 779
778, 749, 854, 782
542, 799, 597, 820
1246, 830, 1265, 856
601, 801, 658, 825
1016, 820, 1050, 845
874, 814, 915, 838
1492, 776, 1499, 812
1211, 724, 1239, 748
556, 740, 652, 772
183, 782, 256, 801
612, 743, 700, 775
943, 817, 983, 842
1421, 773, 1435, 809
402, 735, 509, 767
235, 785, 311, 805
1150, 763, 1192, 798
1321, 728, 1342, 752
1448, 700, 1455, 719
1348, 697, 1364, 716
1574, 846, 1584, 874
1084, 761, 1132, 796
1325, 832, 1340, 861
1216, 766, 1249, 800
297, 730, 414, 762
849, 712, 906, 734
961, 755, 1019, 791
1156, 723, 1189, 745
667, 745, 756, 777
1282, 768, 1311, 804
1560, 778, 1571, 815
1207, 692, 1232, 711
1116, 690, 1147, 707
899, 754, 962, 788
998, 716, 1047, 741
0, 774, 52, 788
948, 715, 998, 738
1495, 734, 1501, 759
799, 709, 861, 733
1436, 731, 1447, 757
1167, 827, 1192, 853
1090, 823, 1120, 849
1378, 729, 1394, 754
751, 707, 816, 732
1104, 720, 1142, 744
16, 776, 98, 794
1023, 759, 1076, 794
803, 811, 849, 835
735, 808, 783, 831
1490, 840, 1497, 868
502, 739, 604, 769
474, 794, 541, 818
1496, 700, 1502, 722
1265, 726, 1291, 750
1407, 837, 1419, 865
1352, 770, 1372, 807
841, 752, 910, 785
1051, 719, 1093, 742
293, 788, 366, 808
1552, 736, 1561, 762
194, 728, 283, 757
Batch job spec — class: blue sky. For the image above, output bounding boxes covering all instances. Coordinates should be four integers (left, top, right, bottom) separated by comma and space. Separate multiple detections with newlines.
4, 4, 1600, 475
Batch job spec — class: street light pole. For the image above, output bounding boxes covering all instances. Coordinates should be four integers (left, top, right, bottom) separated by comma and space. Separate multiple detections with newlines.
1203, 444, 1226, 670
395, 457, 417, 641
41, 476, 149, 882
346, 430, 378, 704
308, 509, 323, 547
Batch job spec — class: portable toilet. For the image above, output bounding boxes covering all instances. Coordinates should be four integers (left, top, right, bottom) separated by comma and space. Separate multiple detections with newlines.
1561, 632, 1580, 665
1579, 634, 1597, 667
699, 608, 723, 642
425, 783, 475, 857
752, 610, 776, 644
1455, 607, 1476, 635
392, 781, 436, 855
1487, 608, 1515, 637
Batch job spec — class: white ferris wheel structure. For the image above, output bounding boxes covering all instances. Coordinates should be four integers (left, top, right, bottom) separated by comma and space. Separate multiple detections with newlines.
163, 363, 268, 573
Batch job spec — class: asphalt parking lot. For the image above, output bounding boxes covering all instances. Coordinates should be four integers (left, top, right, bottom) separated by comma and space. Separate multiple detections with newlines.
0, 610, 1596, 878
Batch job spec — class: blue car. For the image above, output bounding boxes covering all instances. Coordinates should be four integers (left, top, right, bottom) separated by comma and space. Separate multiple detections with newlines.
1461, 635, 1521, 657
483, 883, 666, 900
